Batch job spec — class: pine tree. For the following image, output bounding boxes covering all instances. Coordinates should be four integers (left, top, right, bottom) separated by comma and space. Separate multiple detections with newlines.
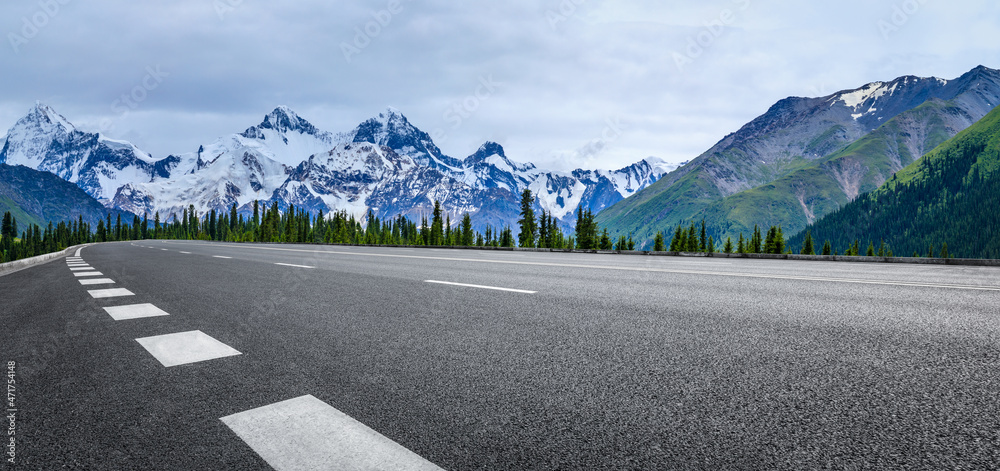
455, 213, 471, 246
699, 220, 707, 252
431, 200, 444, 246
686, 222, 698, 252
517, 189, 537, 248
670, 226, 683, 252
751, 225, 762, 254
599, 228, 612, 250
707, 236, 715, 254
940, 242, 950, 259
723, 237, 733, 254
928, 244, 935, 258
801, 231, 815, 255
822, 240, 831, 256
866, 241, 875, 257
737, 233, 745, 254
653, 231, 665, 252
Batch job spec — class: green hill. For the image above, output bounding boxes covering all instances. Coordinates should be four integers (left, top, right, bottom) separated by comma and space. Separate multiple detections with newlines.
0, 164, 135, 230
695, 99, 968, 241
787, 105, 1000, 259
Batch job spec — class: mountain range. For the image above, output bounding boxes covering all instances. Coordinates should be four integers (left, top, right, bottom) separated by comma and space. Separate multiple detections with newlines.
596, 65, 1000, 247
0, 105, 677, 232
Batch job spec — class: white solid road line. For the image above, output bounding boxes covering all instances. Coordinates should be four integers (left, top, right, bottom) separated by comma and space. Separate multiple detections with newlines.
79, 278, 115, 286
73, 271, 104, 277
104, 303, 169, 321
88, 288, 135, 299
425, 280, 537, 294
74, 248, 82, 257
275, 262, 315, 269
213, 255, 232, 259
135, 330, 241, 367
220, 395, 443, 471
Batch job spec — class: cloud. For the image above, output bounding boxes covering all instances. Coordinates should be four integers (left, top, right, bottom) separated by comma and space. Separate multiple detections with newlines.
1, 0, 997, 171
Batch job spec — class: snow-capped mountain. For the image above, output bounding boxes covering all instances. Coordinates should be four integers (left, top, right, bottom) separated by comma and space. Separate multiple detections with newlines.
0, 103, 158, 205
1, 104, 674, 230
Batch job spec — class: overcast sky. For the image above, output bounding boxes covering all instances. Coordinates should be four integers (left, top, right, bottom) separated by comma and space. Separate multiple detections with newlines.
1, 1, 997, 171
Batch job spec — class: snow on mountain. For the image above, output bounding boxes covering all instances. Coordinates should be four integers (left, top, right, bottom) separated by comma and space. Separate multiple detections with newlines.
3, 103, 672, 230
0, 103, 157, 205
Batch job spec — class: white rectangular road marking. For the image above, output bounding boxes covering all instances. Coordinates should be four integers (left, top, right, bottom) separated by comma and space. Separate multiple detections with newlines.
66, 257, 83, 261
88, 288, 135, 299
179, 251, 191, 254
275, 263, 315, 269
67, 263, 89, 267
104, 303, 169, 321
73, 271, 104, 277
135, 331, 241, 367
213, 255, 232, 259
74, 248, 82, 257
79, 278, 115, 286
161, 249, 168, 251
424, 280, 537, 294
220, 395, 443, 471
68, 266, 93, 271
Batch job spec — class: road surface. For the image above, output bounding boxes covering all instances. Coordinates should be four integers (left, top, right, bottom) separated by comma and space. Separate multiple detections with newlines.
2, 240, 999, 469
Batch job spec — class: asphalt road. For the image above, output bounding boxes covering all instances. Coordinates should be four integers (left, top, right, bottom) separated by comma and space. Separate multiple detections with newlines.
2, 240, 1000, 469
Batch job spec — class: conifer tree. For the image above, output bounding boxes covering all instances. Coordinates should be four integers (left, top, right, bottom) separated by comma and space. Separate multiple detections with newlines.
940, 242, 950, 259
801, 231, 815, 255
517, 189, 537, 248
822, 240, 831, 256
431, 200, 444, 246
686, 222, 698, 252
699, 220, 707, 252
599, 228, 612, 250
866, 241, 875, 257
654, 231, 665, 252
707, 236, 715, 254
737, 233, 745, 254
460, 213, 474, 246
724, 237, 733, 254
670, 226, 683, 252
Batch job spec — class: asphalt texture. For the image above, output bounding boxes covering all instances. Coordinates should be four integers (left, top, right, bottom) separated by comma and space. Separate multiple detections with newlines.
2, 240, 1000, 470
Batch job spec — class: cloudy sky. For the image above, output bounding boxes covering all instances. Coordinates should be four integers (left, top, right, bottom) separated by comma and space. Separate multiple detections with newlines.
1, 1, 997, 171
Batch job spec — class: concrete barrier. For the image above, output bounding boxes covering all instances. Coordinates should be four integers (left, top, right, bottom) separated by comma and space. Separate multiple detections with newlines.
0, 244, 90, 278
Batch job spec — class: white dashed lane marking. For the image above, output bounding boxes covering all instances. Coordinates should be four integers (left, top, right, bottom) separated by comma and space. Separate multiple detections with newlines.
179, 251, 191, 254
74, 271, 104, 277
79, 278, 115, 286
104, 303, 170, 321
424, 280, 537, 294
213, 256, 232, 259
220, 395, 443, 471
69, 266, 93, 271
88, 288, 135, 299
275, 263, 315, 269
135, 331, 241, 367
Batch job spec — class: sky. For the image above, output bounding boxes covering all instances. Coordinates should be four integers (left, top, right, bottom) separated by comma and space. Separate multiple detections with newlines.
1, 1, 998, 172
